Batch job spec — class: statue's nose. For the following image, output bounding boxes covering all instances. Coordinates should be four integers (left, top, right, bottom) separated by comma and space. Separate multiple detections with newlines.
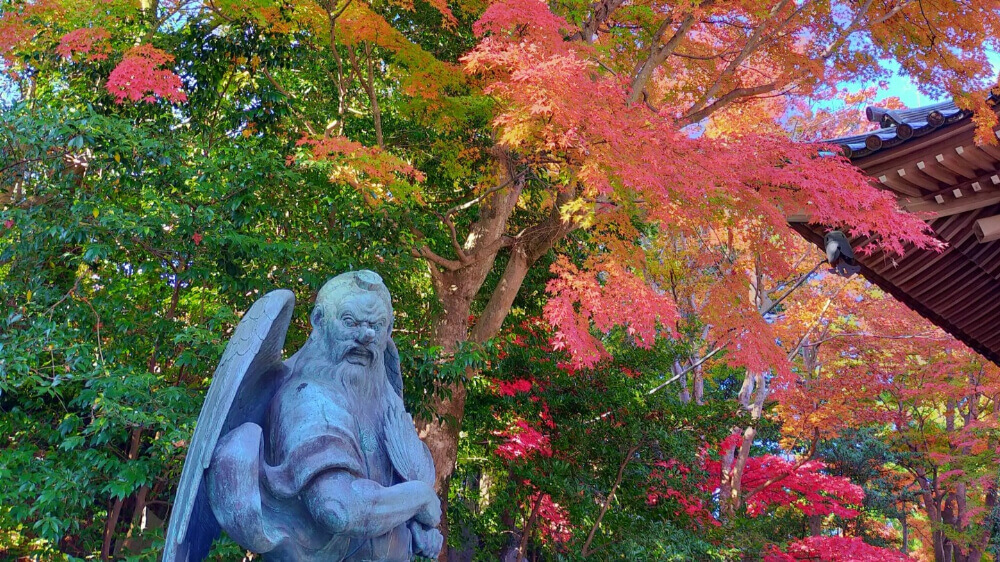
356, 327, 376, 345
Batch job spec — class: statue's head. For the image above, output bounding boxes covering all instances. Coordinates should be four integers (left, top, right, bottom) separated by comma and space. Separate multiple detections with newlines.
311, 270, 393, 372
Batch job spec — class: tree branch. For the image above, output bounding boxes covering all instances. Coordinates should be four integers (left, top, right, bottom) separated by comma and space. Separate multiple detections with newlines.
819, 0, 875, 59
411, 245, 464, 272
434, 210, 471, 264
743, 427, 820, 499
686, 0, 795, 115
261, 67, 317, 136
567, 0, 626, 42
582, 444, 639, 556
627, 11, 699, 105
680, 81, 779, 125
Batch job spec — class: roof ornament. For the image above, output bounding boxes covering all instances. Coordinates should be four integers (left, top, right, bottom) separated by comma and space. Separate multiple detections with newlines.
824, 230, 860, 278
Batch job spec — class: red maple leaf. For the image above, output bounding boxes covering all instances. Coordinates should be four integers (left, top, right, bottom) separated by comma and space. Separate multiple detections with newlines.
57, 27, 111, 62
106, 44, 186, 104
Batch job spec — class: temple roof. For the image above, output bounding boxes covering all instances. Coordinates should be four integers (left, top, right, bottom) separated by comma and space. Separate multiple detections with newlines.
827, 100, 969, 158
792, 99, 1000, 365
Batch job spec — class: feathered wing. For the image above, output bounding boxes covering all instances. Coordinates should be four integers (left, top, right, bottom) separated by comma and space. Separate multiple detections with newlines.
162, 289, 295, 562
382, 364, 442, 558
384, 399, 435, 486
385, 338, 403, 399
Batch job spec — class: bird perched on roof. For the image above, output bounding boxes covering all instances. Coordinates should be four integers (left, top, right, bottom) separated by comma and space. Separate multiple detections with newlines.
825, 230, 861, 277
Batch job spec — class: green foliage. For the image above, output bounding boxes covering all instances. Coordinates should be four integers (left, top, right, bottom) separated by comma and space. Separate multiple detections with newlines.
817, 427, 915, 548
0, 15, 438, 556
3, 2, 987, 561
451, 317, 745, 560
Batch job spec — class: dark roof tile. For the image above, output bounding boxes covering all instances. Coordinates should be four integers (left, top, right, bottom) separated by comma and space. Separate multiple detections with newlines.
823, 100, 968, 158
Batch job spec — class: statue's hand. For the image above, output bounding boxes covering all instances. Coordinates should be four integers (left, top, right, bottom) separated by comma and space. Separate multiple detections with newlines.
410, 522, 444, 559
414, 484, 442, 527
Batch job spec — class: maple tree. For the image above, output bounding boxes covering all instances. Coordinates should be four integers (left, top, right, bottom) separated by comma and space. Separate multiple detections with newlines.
458, 309, 947, 559
4, 0, 1000, 559
764, 536, 913, 562
766, 269, 1000, 561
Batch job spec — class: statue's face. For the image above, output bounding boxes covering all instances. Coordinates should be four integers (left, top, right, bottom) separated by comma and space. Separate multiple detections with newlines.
325, 291, 390, 369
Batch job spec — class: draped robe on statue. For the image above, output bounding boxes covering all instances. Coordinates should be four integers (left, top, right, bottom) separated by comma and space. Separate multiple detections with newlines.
207, 358, 415, 561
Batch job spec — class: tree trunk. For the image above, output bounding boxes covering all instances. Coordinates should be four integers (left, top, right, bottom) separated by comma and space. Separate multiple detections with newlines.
807, 514, 822, 536
901, 508, 908, 554
417, 248, 539, 560
720, 371, 767, 518
693, 359, 705, 405
676, 360, 690, 404
417, 292, 473, 560
413, 152, 581, 559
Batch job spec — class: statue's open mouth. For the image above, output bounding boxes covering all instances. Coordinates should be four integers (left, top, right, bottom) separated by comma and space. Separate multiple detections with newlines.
345, 346, 374, 365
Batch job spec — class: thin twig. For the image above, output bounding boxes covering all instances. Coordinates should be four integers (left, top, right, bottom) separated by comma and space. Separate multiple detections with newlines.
762, 260, 825, 315
445, 172, 522, 218
582, 444, 640, 556
261, 67, 317, 136
77, 294, 105, 364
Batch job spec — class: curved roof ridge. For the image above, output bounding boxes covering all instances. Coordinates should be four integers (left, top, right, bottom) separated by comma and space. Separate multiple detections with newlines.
821, 99, 968, 158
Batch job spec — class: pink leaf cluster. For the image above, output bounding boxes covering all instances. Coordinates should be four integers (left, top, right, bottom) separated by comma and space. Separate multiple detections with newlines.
57, 27, 111, 62
495, 378, 533, 396
464, 0, 943, 369
764, 536, 913, 562
531, 492, 572, 543
0, 13, 36, 57
704, 436, 864, 518
495, 420, 551, 460
0, 0, 67, 58
646, 459, 720, 528
472, 0, 571, 53
544, 257, 678, 368
106, 45, 186, 104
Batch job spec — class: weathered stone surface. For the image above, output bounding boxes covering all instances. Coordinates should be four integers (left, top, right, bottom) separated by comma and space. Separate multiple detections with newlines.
163, 271, 442, 562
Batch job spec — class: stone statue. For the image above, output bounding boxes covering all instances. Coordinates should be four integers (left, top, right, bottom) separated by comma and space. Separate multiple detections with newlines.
162, 271, 443, 562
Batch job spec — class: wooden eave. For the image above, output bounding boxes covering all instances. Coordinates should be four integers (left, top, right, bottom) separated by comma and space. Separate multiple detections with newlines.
793, 103, 1000, 365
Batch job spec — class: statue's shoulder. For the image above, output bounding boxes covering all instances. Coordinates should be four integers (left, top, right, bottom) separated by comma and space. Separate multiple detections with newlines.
271, 373, 352, 427
266, 372, 366, 490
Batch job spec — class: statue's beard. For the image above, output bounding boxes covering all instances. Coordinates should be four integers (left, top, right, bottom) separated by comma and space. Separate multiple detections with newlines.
330, 344, 386, 399
297, 334, 388, 400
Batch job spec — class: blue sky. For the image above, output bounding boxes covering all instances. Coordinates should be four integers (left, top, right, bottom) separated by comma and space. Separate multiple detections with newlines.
879, 72, 944, 108
860, 51, 1000, 109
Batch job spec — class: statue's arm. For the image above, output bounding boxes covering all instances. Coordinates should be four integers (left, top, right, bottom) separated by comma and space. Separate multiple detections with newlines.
303, 470, 440, 537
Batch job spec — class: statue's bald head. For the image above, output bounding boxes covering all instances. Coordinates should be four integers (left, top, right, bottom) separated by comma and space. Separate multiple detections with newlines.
314, 270, 393, 326
310, 270, 394, 371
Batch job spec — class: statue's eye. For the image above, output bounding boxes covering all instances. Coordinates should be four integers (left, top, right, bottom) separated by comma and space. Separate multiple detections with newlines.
343, 316, 356, 327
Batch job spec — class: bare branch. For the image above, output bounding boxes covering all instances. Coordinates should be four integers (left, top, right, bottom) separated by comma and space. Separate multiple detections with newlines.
434, 210, 471, 264
261, 67, 317, 136
411, 245, 464, 271
680, 81, 779, 125
581, 444, 640, 556
808, 331, 950, 346
819, 0, 875, 59
347, 42, 385, 148
445, 172, 521, 219
567, 0, 626, 43
687, 0, 796, 115
627, 12, 699, 105
869, 0, 913, 25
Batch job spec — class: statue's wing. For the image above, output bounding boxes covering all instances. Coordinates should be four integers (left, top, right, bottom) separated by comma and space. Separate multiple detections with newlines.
385, 337, 403, 398
162, 289, 296, 562
384, 400, 436, 486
